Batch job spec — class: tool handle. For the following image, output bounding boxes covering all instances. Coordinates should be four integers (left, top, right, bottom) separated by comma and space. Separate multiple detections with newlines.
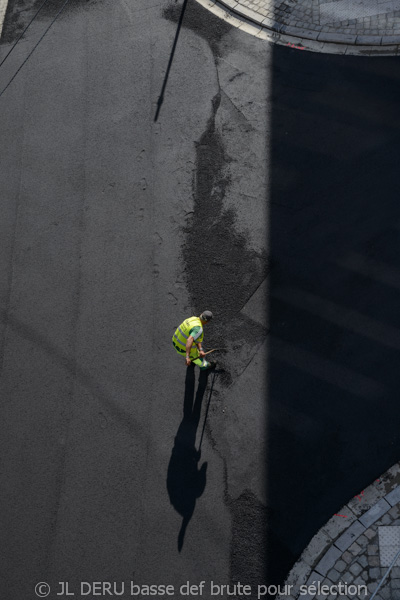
190, 348, 228, 363
196, 348, 227, 358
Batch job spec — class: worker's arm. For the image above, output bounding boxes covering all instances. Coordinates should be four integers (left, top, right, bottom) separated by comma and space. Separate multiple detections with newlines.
185, 335, 205, 365
193, 326, 205, 358
196, 341, 205, 358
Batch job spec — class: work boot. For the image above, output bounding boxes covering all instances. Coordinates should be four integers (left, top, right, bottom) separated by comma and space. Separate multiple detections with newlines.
199, 360, 216, 371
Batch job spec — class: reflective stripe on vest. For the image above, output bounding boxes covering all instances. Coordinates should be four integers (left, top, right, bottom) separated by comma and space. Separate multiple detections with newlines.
172, 316, 203, 350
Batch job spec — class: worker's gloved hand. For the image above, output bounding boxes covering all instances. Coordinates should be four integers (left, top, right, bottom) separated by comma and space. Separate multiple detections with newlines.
186, 357, 192, 367
198, 350, 205, 358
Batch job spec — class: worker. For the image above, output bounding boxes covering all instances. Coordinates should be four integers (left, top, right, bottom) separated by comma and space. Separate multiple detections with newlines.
172, 311, 216, 370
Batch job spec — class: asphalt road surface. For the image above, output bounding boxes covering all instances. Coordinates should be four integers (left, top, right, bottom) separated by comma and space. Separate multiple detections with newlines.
1, 0, 400, 598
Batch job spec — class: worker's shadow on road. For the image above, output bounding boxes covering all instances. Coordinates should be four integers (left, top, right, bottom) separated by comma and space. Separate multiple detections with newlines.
167, 365, 210, 552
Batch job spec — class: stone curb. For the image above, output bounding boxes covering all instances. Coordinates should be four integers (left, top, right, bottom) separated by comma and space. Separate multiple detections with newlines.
216, 0, 400, 46
194, 0, 400, 55
276, 462, 400, 600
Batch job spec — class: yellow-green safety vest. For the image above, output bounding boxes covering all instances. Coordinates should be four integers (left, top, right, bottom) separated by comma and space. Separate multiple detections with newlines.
172, 316, 204, 352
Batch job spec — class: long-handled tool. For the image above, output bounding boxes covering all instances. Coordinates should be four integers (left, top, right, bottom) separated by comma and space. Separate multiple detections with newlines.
201, 348, 228, 356
190, 348, 228, 363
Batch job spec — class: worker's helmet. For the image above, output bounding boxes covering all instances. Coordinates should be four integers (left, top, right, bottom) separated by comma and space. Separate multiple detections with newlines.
200, 310, 213, 322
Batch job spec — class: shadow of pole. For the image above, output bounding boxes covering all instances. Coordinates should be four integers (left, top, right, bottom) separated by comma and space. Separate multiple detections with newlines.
154, 0, 189, 122
197, 370, 217, 453
167, 366, 216, 551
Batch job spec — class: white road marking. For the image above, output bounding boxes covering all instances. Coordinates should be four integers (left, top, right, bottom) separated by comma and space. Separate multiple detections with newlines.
0, 0, 9, 38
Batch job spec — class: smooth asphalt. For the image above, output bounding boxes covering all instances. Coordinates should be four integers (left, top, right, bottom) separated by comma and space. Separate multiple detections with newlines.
1, 0, 400, 598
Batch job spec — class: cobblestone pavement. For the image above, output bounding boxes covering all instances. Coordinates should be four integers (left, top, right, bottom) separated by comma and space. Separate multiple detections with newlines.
195, 0, 400, 53
276, 463, 400, 600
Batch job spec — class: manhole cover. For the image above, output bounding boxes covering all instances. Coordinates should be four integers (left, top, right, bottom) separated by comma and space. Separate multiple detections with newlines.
379, 526, 400, 567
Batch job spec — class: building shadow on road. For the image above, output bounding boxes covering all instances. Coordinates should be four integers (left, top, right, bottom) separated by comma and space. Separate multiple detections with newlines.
166, 365, 211, 551
265, 49, 400, 588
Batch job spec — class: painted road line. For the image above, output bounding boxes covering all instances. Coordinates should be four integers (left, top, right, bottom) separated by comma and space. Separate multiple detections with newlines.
0, 0, 9, 38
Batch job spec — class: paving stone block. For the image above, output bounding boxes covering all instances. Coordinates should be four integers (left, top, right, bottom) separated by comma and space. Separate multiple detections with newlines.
379, 526, 400, 567
368, 556, 380, 567
301, 571, 325, 600
382, 35, 400, 44
302, 530, 334, 568
353, 576, 367, 588
315, 510, 357, 540
392, 579, 400, 589
237, 18, 261, 33
369, 567, 381, 579
254, 27, 271, 39
341, 572, 354, 584
218, 0, 239, 9
281, 25, 320, 39
359, 498, 391, 528
357, 534, 368, 546
285, 559, 313, 589
385, 488, 400, 506
327, 568, 340, 582
358, 555, 368, 568
365, 528, 377, 541
318, 32, 358, 43
368, 544, 379, 555
379, 587, 391, 600
299, 37, 328, 52
335, 521, 366, 552
350, 562, 363, 576
320, 41, 348, 54
349, 542, 362, 555
379, 514, 392, 525
343, 551, 353, 563
335, 560, 347, 572
315, 581, 333, 598
261, 16, 283, 30
315, 546, 343, 577
392, 567, 400, 577
356, 33, 383, 44
232, 2, 262, 20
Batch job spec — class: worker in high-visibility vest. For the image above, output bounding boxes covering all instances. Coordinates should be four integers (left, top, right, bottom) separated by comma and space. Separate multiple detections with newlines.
172, 311, 216, 370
